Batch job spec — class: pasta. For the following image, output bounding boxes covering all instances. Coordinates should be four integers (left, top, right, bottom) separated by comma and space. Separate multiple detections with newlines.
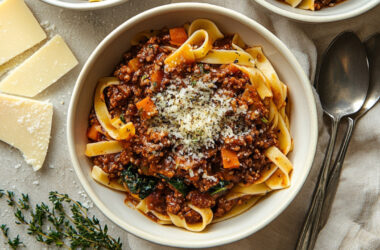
85, 19, 293, 232
91, 166, 126, 192
85, 140, 123, 157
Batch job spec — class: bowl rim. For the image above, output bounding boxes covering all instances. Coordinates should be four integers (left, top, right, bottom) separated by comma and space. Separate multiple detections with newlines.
254, 0, 380, 23
67, 2, 318, 248
39, 0, 128, 11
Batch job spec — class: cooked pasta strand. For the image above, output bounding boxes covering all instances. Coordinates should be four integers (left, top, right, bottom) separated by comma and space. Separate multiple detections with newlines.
168, 204, 213, 232
87, 18, 294, 232
246, 47, 287, 108
85, 141, 123, 157
91, 166, 126, 192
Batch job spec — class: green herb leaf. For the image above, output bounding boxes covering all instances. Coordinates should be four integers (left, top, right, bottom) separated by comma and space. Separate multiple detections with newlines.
208, 181, 230, 196
261, 117, 269, 124
1, 225, 24, 250
0, 191, 122, 249
119, 113, 126, 124
122, 166, 157, 199
1, 224, 9, 237
197, 63, 206, 74
0, 224, 22, 250
159, 175, 190, 196
141, 74, 149, 81
191, 80, 197, 86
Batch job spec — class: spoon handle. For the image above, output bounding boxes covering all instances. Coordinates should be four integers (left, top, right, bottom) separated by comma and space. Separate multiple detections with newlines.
296, 118, 339, 250
319, 117, 356, 228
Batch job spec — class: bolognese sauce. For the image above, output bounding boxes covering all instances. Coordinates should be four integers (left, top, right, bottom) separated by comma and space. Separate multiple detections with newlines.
86, 19, 293, 231
314, 0, 346, 10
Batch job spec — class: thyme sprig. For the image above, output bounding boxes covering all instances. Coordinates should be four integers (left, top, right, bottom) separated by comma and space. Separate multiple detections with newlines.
0, 190, 122, 249
0, 224, 24, 249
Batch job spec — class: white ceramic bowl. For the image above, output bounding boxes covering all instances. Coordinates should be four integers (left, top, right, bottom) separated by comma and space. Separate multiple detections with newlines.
255, 0, 380, 23
40, 0, 127, 11
67, 3, 318, 248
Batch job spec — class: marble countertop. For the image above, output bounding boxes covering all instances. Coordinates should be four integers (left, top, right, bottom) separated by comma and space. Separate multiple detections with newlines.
0, 0, 379, 249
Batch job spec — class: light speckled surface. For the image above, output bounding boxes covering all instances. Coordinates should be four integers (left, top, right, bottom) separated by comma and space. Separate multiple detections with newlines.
0, 0, 379, 249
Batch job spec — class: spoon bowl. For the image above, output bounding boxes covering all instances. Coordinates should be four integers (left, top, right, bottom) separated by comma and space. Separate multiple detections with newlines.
359, 33, 380, 117
317, 32, 369, 120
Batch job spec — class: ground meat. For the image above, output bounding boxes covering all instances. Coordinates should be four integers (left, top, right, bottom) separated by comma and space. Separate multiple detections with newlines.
214, 195, 252, 218
87, 27, 283, 222
183, 206, 202, 224
92, 153, 123, 178
166, 192, 184, 214
106, 85, 131, 109
314, 0, 346, 10
214, 197, 237, 218
145, 190, 167, 214
213, 35, 234, 50
186, 191, 215, 208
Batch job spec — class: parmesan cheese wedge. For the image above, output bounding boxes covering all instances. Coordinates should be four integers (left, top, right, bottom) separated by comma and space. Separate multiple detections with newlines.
0, 35, 78, 97
0, 0, 47, 66
0, 94, 53, 171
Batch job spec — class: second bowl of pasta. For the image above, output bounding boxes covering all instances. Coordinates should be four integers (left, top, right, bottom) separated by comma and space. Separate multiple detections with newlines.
254, 0, 379, 23
67, 3, 318, 247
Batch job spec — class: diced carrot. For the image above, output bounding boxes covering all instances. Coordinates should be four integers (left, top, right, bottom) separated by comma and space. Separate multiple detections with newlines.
241, 84, 256, 105
128, 58, 140, 72
151, 70, 163, 87
221, 148, 240, 169
87, 124, 100, 141
136, 97, 157, 119
169, 27, 188, 46
226, 64, 240, 73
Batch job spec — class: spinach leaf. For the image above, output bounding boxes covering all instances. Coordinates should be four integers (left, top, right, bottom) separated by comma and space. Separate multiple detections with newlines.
159, 175, 190, 196
122, 166, 157, 199
197, 63, 209, 74
119, 113, 126, 124
198, 63, 205, 74
261, 117, 269, 124
208, 181, 230, 196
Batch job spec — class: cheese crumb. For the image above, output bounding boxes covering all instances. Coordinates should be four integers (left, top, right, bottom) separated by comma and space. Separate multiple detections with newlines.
151, 78, 247, 160
189, 168, 194, 177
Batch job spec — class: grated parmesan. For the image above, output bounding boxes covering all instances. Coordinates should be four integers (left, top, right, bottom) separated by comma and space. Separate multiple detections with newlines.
189, 168, 194, 177
202, 172, 218, 182
151, 77, 248, 160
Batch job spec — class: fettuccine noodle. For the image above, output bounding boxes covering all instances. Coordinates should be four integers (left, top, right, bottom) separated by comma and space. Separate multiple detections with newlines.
86, 19, 293, 232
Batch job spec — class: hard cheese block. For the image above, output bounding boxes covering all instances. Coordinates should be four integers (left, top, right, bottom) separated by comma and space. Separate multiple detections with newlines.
0, 0, 47, 66
0, 35, 78, 97
0, 93, 53, 171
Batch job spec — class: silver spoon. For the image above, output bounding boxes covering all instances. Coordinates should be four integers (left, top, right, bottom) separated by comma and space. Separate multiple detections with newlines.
319, 33, 380, 228
296, 32, 369, 250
